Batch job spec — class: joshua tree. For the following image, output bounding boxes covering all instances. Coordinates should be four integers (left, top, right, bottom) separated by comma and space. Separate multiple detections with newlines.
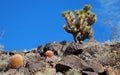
62, 4, 97, 43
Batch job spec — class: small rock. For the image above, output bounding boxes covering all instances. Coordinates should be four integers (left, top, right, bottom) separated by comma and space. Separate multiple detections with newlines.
5, 69, 17, 75
60, 41, 70, 51
34, 68, 56, 75
82, 71, 98, 75
18, 67, 30, 75
105, 66, 120, 75
64, 42, 83, 55
65, 69, 81, 75
56, 72, 64, 75
37, 45, 44, 56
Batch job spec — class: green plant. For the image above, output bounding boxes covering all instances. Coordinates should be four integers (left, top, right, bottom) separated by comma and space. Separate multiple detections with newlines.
106, 52, 120, 66
62, 4, 97, 43
65, 69, 81, 75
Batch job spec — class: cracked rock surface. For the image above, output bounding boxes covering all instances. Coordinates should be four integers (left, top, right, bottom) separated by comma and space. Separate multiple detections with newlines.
0, 41, 120, 75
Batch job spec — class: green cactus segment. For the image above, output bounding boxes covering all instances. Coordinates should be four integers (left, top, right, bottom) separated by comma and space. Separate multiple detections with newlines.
83, 4, 91, 12
62, 11, 67, 17
62, 4, 97, 43
71, 25, 77, 32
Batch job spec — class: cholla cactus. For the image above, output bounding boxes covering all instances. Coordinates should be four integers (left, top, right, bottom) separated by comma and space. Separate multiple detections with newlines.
62, 4, 97, 43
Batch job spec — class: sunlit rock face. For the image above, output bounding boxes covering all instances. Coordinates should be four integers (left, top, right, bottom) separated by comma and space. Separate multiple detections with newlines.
0, 41, 120, 75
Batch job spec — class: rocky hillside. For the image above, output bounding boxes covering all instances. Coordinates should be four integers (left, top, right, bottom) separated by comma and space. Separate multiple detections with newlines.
0, 41, 120, 75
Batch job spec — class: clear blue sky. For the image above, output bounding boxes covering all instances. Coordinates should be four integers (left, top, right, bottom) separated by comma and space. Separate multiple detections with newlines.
0, 0, 120, 51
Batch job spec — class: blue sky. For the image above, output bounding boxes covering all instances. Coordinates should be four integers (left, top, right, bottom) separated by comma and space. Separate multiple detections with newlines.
0, 0, 120, 51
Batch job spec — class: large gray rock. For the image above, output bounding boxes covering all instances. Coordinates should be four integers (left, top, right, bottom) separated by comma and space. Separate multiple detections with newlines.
26, 54, 47, 74
55, 55, 92, 73
64, 42, 83, 55
87, 61, 104, 73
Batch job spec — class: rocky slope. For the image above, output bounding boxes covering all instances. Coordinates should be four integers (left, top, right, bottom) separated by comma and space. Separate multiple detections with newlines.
0, 41, 120, 75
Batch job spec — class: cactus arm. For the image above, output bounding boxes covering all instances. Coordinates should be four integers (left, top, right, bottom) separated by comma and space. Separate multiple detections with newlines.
63, 25, 72, 33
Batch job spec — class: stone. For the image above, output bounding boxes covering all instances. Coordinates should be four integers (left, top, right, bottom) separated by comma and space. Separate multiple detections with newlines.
110, 42, 120, 51
60, 41, 70, 51
64, 42, 83, 55
0, 41, 120, 75
44, 42, 63, 55
5, 69, 17, 75
26, 55, 47, 74
37, 45, 44, 56
56, 72, 64, 75
105, 66, 120, 75
56, 55, 92, 73
82, 71, 98, 75
87, 61, 104, 73
80, 42, 112, 64
34, 68, 56, 75
65, 69, 81, 75
18, 67, 30, 75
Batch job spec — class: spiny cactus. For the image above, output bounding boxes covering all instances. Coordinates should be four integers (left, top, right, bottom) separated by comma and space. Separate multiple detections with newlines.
10, 54, 24, 69
62, 4, 97, 43
44, 50, 54, 58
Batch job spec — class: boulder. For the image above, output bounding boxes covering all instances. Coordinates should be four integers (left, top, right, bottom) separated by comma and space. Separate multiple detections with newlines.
56, 55, 92, 73
64, 42, 83, 55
